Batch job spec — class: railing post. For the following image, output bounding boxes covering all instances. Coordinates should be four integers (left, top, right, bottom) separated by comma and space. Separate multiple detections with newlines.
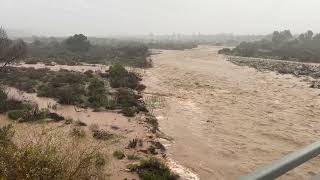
239, 141, 320, 180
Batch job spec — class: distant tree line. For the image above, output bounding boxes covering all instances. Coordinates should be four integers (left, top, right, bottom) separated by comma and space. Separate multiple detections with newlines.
27, 34, 151, 67
219, 30, 320, 63
146, 40, 198, 50
90, 37, 199, 50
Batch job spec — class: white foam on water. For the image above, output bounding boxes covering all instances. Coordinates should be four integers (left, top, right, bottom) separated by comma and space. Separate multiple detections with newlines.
167, 158, 200, 180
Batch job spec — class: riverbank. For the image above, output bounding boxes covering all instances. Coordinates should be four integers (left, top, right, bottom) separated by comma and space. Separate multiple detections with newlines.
0, 63, 173, 179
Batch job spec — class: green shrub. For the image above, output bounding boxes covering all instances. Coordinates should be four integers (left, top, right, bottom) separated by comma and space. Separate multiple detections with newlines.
146, 113, 159, 133
113, 150, 125, 160
7, 110, 25, 120
116, 88, 139, 108
122, 106, 137, 117
0, 124, 14, 146
5, 99, 27, 111
92, 129, 113, 141
218, 48, 232, 55
128, 138, 138, 149
87, 78, 109, 108
105, 97, 117, 110
48, 112, 65, 121
14, 105, 49, 122
37, 71, 88, 105
55, 84, 86, 105
127, 154, 140, 161
0, 145, 65, 179
0, 67, 146, 116
108, 64, 142, 90
94, 152, 106, 168
0, 133, 107, 180
0, 89, 7, 112
127, 157, 178, 180
0, 89, 7, 101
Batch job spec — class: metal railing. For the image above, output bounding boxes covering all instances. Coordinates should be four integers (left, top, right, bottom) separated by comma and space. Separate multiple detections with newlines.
239, 141, 320, 180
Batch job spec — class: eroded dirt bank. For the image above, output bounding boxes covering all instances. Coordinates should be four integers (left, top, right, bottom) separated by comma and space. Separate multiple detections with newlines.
144, 46, 320, 179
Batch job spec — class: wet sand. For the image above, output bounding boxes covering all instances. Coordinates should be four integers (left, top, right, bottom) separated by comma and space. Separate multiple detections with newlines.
144, 46, 320, 179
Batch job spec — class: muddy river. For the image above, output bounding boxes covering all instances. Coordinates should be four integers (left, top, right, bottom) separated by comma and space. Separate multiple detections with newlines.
144, 46, 320, 180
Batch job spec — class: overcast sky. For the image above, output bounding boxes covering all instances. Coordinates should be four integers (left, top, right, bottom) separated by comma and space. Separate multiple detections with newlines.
1, 0, 319, 36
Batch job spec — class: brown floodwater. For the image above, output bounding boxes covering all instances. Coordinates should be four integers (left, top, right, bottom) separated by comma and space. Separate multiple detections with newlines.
11, 63, 108, 72
144, 46, 320, 180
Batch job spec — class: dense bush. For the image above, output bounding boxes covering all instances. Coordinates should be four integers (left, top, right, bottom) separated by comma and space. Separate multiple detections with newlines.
108, 64, 143, 90
218, 48, 232, 55
7, 104, 48, 122
116, 88, 143, 108
87, 78, 109, 108
47, 113, 65, 121
4, 99, 27, 112
7, 110, 24, 120
64, 34, 91, 53
113, 150, 125, 160
24, 68, 90, 105
1, 66, 146, 117
0, 67, 46, 93
145, 113, 159, 133
0, 88, 49, 122
92, 129, 113, 141
223, 30, 320, 63
0, 89, 29, 114
122, 106, 137, 117
0, 124, 14, 146
127, 154, 140, 160
127, 157, 178, 180
0, 125, 106, 179
0, 88, 7, 112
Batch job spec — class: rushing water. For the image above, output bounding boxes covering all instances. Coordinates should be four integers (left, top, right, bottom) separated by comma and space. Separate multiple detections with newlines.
144, 46, 320, 180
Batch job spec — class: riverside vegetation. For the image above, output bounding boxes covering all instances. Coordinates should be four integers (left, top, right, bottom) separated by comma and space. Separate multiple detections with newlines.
219, 30, 320, 63
219, 30, 320, 90
0, 64, 146, 117
26, 34, 152, 68
0, 28, 176, 180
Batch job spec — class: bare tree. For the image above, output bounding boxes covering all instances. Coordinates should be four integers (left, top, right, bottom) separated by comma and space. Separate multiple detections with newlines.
0, 27, 8, 39
0, 27, 27, 71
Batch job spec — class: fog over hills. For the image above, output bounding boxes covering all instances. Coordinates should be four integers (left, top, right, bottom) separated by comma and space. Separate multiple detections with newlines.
1, 0, 320, 37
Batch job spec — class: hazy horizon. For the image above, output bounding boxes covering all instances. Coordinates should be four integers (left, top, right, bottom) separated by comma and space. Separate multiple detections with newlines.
1, 0, 320, 37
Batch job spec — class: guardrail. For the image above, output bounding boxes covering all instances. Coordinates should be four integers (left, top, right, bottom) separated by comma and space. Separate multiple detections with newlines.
239, 141, 320, 180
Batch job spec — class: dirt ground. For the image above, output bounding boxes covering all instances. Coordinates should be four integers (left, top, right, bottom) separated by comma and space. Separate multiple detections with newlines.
143, 46, 320, 180
0, 75, 157, 180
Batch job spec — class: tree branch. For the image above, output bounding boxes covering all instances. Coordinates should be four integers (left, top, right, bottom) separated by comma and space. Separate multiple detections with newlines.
0, 57, 16, 72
